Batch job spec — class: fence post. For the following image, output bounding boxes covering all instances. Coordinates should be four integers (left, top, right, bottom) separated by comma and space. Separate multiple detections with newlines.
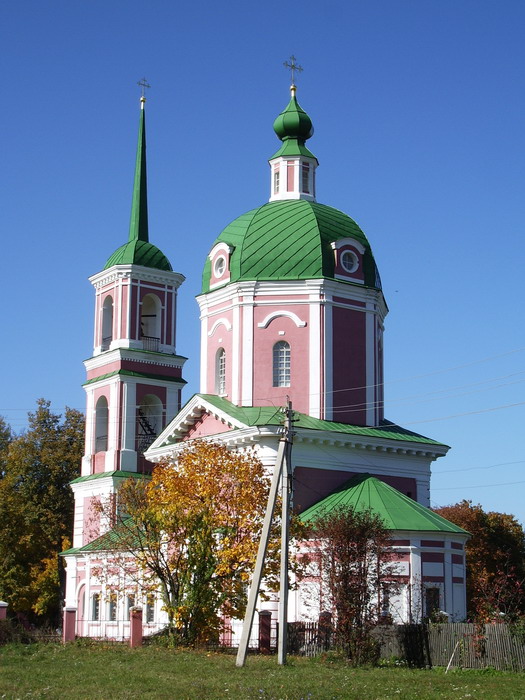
0, 601, 7, 621
130, 606, 143, 648
259, 610, 272, 654
63, 607, 77, 643
318, 611, 332, 650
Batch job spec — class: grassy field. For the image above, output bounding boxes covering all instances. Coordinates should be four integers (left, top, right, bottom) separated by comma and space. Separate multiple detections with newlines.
1, 643, 525, 699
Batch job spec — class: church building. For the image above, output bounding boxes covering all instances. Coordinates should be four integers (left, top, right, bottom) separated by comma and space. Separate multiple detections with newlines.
62, 82, 468, 640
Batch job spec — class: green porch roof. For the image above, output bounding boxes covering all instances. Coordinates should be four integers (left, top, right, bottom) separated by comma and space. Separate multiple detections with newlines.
70, 470, 151, 485
300, 474, 469, 534
201, 200, 381, 293
169, 394, 448, 448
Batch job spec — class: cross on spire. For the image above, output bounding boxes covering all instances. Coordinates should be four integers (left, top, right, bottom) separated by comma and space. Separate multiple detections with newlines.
283, 56, 303, 86
137, 77, 151, 98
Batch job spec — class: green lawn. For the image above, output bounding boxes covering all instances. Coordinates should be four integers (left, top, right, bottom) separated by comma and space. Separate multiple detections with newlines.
1, 643, 525, 699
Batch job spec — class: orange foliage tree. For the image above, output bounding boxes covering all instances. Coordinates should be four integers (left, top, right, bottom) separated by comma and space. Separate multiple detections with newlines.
95, 441, 288, 644
433, 500, 525, 621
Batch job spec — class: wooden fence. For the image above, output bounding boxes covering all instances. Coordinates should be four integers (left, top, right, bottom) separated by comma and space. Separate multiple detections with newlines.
291, 622, 525, 671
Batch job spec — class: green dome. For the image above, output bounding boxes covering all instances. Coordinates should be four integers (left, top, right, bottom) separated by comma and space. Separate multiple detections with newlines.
104, 240, 172, 271
201, 199, 381, 293
273, 95, 314, 142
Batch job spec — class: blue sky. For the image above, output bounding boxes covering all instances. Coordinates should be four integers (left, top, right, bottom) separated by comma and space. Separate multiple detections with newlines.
3, 1, 525, 523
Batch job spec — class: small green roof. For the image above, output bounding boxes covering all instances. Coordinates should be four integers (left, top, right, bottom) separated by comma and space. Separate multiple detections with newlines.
301, 474, 469, 535
70, 470, 151, 485
201, 200, 381, 293
166, 394, 448, 448
104, 100, 172, 272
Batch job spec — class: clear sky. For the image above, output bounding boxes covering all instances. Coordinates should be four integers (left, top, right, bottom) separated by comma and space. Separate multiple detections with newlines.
2, 1, 524, 523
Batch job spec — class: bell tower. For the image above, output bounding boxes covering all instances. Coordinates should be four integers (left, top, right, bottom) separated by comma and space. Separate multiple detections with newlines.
71, 94, 186, 548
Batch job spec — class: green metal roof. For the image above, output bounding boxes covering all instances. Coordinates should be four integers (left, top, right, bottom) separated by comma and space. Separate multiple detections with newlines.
300, 474, 469, 534
70, 470, 151, 485
104, 101, 172, 272
83, 369, 187, 387
169, 394, 448, 448
201, 200, 381, 293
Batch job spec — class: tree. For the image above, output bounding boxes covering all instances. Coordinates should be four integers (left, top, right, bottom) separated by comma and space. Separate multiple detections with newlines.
94, 441, 288, 645
0, 399, 84, 625
307, 506, 399, 665
433, 500, 525, 621
0, 416, 13, 478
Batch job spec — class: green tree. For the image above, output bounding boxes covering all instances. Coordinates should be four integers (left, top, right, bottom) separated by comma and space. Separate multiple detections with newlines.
0, 399, 84, 625
307, 507, 399, 665
0, 416, 13, 478
433, 500, 525, 621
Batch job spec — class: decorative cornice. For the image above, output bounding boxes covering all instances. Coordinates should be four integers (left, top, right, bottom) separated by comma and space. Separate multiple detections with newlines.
89, 264, 185, 290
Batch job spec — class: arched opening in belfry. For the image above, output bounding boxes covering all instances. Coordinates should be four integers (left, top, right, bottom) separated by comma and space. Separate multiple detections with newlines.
101, 296, 113, 351
95, 396, 109, 452
140, 294, 161, 351
136, 394, 163, 454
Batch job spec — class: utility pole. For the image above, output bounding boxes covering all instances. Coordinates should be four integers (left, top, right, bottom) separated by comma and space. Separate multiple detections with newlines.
278, 399, 293, 665
235, 399, 294, 667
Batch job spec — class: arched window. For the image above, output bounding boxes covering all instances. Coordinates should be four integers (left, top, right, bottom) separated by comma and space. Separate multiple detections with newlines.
273, 341, 291, 387
137, 394, 163, 454
216, 348, 226, 396
141, 294, 161, 351
101, 296, 113, 351
95, 396, 109, 452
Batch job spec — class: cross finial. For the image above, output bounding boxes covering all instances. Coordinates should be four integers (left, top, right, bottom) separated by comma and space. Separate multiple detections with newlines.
283, 55, 303, 88
137, 77, 151, 99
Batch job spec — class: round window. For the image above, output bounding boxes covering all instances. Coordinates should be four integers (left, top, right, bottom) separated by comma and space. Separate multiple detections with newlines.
340, 250, 359, 274
214, 256, 226, 277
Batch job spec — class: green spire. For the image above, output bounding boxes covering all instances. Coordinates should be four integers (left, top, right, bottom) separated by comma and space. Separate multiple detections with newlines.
128, 97, 149, 243
103, 96, 173, 272
271, 86, 317, 161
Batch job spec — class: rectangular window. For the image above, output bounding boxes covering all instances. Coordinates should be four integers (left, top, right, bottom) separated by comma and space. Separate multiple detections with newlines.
146, 593, 155, 623
108, 593, 117, 621
273, 342, 291, 387
425, 587, 440, 617
273, 168, 280, 194
92, 593, 100, 621
301, 162, 310, 194
287, 161, 294, 192
127, 594, 135, 620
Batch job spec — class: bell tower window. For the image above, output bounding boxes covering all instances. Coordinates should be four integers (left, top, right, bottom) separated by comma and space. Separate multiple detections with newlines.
141, 294, 161, 352
101, 296, 113, 351
273, 167, 280, 195
216, 348, 226, 396
95, 396, 109, 453
273, 341, 291, 387
137, 394, 163, 454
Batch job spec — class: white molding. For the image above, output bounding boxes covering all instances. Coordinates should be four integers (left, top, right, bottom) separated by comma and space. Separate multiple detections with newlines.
241, 298, 254, 406
207, 318, 233, 336
324, 298, 333, 421
366, 300, 376, 426
90, 264, 185, 290
231, 302, 240, 405
330, 238, 366, 255
257, 310, 307, 329
84, 348, 186, 373
308, 299, 321, 418
208, 242, 234, 260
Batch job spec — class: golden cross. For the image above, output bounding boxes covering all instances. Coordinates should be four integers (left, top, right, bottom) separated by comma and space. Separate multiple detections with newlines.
283, 56, 303, 85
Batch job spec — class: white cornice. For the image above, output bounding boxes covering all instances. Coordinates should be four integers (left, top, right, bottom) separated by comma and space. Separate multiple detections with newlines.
89, 264, 185, 290
84, 348, 187, 372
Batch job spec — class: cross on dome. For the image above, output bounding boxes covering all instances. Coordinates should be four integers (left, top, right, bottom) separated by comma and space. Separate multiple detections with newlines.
137, 77, 151, 106
283, 56, 303, 94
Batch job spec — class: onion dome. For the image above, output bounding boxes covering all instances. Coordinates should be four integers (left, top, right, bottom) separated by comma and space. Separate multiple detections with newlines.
104, 98, 172, 272
270, 86, 317, 161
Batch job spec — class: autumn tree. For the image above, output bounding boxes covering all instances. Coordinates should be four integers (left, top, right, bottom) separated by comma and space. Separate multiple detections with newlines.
94, 441, 285, 645
0, 400, 84, 625
307, 507, 399, 665
433, 500, 525, 621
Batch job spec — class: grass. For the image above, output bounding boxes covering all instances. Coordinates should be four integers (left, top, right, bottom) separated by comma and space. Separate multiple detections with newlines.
1, 643, 525, 699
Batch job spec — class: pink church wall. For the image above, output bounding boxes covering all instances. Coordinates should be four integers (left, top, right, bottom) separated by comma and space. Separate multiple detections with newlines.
184, 412, 233, 439
293, 466, 417, 512
83, 497, 101, 545
331, 306, 367, 425
252, 307, 310, 414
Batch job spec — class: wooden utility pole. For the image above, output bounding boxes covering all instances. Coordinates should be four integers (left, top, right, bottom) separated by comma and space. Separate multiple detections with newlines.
235, 400, 293, 667
278, 400, 293, 665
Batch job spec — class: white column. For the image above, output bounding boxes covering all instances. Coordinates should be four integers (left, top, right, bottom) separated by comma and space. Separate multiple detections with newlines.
241, 298, 254, 406
365, 303, 375, 425
409, 544, 422, 623
231, 301, 241, 405
200, 313, 208, 392
323, 300, 333, 421
309, 296, 321, 418
120, 381, 137, 471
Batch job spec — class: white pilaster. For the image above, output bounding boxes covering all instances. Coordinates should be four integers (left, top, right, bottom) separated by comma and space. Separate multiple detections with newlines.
241, 298, 254, 406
